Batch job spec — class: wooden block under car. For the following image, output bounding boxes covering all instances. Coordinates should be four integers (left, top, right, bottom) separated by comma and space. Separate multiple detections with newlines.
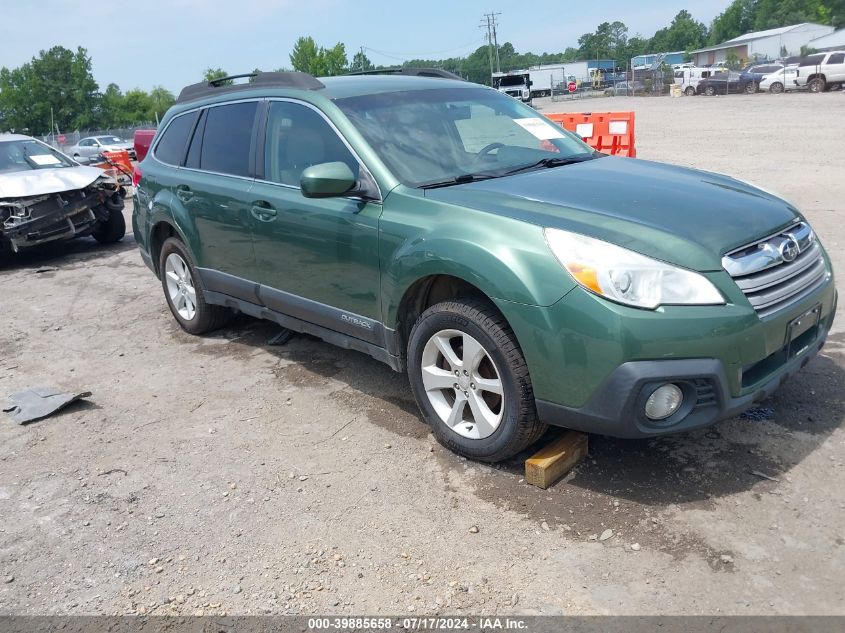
525, 431, 588, 489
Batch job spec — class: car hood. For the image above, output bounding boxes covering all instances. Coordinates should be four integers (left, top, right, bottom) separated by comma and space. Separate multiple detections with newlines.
0, 166, 105, 199
424, 156, 800, 271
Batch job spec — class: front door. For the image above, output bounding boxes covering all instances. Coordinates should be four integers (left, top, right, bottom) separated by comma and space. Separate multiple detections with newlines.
248, 100, 383, 342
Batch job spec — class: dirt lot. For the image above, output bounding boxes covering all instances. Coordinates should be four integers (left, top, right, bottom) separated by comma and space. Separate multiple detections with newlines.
1, 92, 843, 616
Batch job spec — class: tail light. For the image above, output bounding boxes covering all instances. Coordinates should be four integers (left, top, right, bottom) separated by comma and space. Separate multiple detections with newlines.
132, 165, 142, 187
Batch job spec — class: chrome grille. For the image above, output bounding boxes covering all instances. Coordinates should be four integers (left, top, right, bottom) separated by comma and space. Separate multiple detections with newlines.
722, 222, 828, 318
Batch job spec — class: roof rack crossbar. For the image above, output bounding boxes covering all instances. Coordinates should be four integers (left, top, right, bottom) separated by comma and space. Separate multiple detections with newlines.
176, 71, 325, 104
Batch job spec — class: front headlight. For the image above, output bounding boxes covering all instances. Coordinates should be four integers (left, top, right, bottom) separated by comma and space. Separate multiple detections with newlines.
544, 228, 725, 309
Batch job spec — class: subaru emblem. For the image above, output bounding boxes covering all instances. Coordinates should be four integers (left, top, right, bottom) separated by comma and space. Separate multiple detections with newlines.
780, 236, 800, 263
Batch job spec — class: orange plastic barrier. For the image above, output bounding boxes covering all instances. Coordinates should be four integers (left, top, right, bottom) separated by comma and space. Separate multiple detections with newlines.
101, 150, 133, 175
545, 112, 636, 158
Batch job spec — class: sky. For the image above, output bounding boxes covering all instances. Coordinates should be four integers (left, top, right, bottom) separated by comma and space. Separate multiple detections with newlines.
1, 0, 733, 94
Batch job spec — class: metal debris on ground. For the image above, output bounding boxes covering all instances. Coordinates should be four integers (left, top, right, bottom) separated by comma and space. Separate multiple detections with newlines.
268, 327, 296, 346
2, 386, 92, 424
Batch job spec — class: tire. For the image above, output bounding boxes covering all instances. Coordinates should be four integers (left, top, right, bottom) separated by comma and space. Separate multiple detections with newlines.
745, 82, 757, 94
684, 86, 695, 96
705, 86, 716, 96
808, 77, 825, 93
92, 195, 126, 244
407, 299, 546, 462
158, 237, 232, 335
770, 82, 784, 94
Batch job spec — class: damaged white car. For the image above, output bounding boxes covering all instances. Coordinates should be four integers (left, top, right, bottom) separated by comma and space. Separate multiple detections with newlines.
0, 134, 125, 257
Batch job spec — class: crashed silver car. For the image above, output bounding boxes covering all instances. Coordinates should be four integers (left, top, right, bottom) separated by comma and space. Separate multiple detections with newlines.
0, 134, 125, 257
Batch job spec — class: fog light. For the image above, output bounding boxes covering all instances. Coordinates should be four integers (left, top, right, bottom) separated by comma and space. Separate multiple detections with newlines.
644, 383, 684, 420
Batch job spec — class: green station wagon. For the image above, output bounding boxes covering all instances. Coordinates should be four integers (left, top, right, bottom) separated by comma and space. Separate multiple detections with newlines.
133, 70, 836, 462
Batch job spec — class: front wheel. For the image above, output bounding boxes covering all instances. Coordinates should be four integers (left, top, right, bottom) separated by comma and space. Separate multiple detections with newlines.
770, 82, 784, 94
745, 82, 758, 94
92, 194, 126, 244
705, 86, 716, 96
407, 299, 546, 462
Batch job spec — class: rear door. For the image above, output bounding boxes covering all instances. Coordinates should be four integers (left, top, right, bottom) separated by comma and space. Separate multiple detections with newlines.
247, 99, 384, 340
177, 100, 261, 293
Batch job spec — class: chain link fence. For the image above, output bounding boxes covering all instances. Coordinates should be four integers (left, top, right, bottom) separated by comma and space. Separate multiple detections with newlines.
38, 124, 157, 154
549, 69, 677, 101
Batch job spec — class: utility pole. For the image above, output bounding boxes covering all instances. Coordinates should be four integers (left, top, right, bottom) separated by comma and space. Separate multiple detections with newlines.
480, 15, 494, 82
481, 11, 502, 74
359, 46, 366, 72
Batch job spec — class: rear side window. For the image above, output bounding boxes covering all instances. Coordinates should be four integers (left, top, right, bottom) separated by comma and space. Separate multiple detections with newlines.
800, 54, 825, 67
828, 53, 845, 65
200, 102, 258, 177
155, 111, 198, 165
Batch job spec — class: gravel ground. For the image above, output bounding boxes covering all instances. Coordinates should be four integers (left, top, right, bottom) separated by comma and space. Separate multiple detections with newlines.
1, 91, 843, 616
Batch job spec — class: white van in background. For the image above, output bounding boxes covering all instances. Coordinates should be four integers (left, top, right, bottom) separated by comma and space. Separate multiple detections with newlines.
673, 67, 718, 96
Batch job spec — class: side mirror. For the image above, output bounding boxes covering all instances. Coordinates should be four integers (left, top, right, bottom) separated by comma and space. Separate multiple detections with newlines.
300, 162, 357, 198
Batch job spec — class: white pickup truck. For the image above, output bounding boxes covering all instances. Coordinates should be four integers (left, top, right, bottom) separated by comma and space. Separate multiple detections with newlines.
793, 51, 845, 92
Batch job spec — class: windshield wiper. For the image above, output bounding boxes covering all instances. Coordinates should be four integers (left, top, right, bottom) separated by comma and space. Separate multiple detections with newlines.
502, 152, 602, 176
418, 172, 499, 190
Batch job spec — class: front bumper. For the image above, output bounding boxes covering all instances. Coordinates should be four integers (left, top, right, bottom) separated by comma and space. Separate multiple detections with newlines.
497, 267, 836, 438
536, 331, 827, 438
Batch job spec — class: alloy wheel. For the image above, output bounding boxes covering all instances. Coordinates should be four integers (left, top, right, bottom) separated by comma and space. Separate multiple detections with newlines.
164, 253, 197, 321
420, 329, 504, 440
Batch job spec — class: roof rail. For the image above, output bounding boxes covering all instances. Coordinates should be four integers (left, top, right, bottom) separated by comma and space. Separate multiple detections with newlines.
176, 71, 325, 104
344, 67, 465, 81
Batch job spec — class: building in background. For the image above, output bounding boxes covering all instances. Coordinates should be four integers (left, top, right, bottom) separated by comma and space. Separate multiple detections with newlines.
806, 28, 845, 52
632, 51, 686, 69
690, 23, 834, 66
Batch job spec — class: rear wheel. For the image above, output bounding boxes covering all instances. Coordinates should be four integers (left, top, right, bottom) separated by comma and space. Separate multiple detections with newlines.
770, 82, 784, 94
407, 299, 546, 462
705, 86, 716, 96
159, 237, 232, 335
745, 81, 758, 94
684, 86, 695, 96
808, 77, 826, 93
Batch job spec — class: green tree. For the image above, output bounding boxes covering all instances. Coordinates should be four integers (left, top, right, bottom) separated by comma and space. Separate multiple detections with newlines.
203, 67, 232, 85
290, 37, 348, 76
0, 46, 99, 134
320, 43, 348, 76
148, 86, 175, 122
100, 83, 124, 127
351, 50, 374, 72
709, 0, 756, 44
649, 10, 708, 52
122, 89, 154, 124
289, 36, 321, 74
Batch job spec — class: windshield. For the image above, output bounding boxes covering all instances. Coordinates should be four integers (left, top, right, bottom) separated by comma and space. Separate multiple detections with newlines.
0, 139, 75, 174
97, 136, 124, 144
335, 87, 594, 187
498, 76, 526, 87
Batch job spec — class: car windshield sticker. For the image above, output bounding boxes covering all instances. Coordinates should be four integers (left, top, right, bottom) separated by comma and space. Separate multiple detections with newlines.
513, 117, 564, 140
30, 154, 62, 166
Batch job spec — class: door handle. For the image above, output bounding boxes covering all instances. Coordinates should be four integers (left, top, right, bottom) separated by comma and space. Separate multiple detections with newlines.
176, 185, 193, 202
250, 202, 277, 222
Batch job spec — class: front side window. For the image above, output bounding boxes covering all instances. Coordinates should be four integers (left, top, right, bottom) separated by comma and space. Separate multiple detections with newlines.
155, 111, 199, 165
263, 101, 358, 187
200, 102, 258, 177
335, 87, 593, 187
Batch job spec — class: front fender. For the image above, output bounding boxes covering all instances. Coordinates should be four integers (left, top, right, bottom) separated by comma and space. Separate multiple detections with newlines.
380, 191, 574, 326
